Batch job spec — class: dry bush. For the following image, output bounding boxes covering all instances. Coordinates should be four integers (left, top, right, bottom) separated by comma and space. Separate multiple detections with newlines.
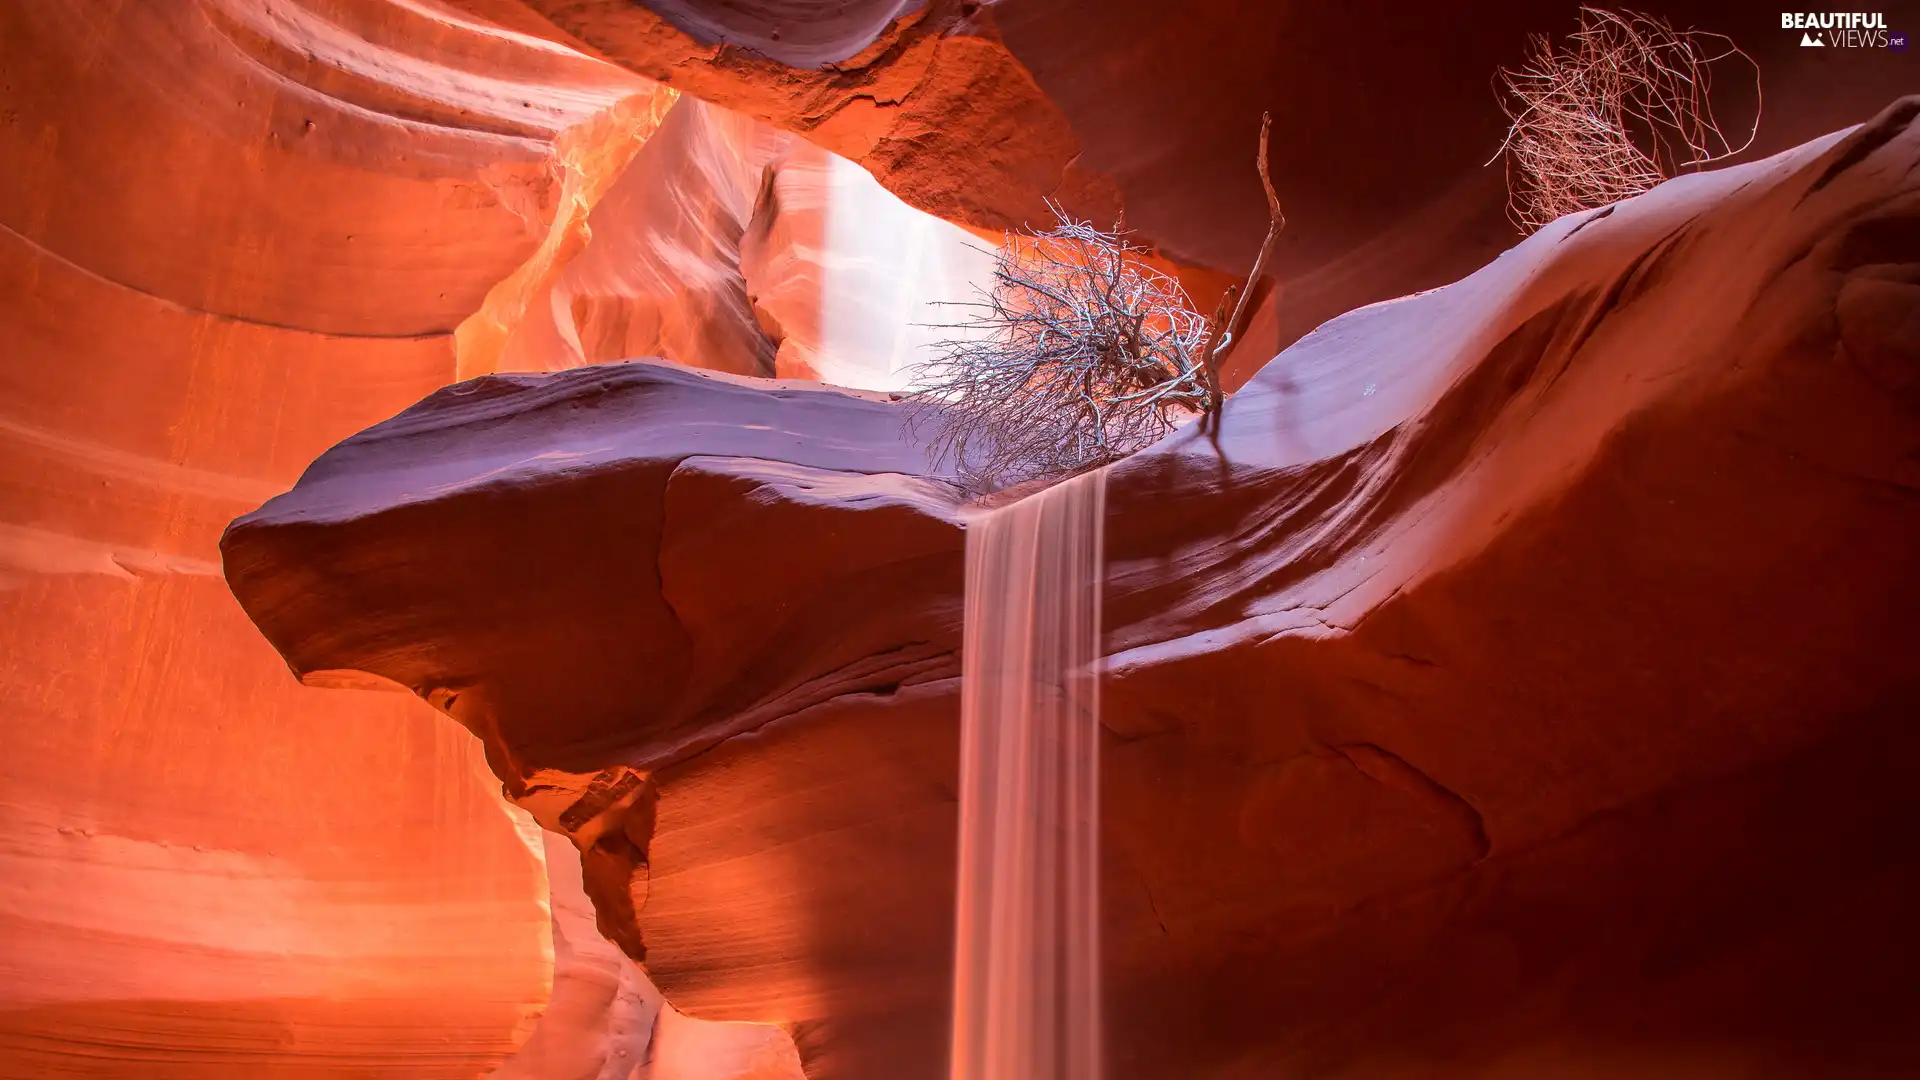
906, 213, 1212, 492
1492, 6, 1760, 233
909, 118, 1285, 493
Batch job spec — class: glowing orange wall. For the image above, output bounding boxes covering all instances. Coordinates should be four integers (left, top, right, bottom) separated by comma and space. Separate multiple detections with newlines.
0, 1, 658, 1072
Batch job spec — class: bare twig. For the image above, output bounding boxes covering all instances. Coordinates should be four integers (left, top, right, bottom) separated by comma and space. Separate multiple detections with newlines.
1491, 6, 1761, 233
904, 208, 1214, 492
905, 119, 1287, 491
1202, 111, 1287, 428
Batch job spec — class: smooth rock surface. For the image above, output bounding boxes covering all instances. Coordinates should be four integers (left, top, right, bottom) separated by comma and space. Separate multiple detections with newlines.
13, 0, 1919, 1076
0, 0, 654, 1073
467, 94, 995, 390
224, 102, 1920, 1078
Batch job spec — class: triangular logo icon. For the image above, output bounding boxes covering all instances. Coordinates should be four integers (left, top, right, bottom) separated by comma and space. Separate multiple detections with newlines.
1801, 31, 1824, 46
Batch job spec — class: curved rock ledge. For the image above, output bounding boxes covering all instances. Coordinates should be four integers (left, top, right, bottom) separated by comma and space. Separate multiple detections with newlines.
225, 101, 1920, 1078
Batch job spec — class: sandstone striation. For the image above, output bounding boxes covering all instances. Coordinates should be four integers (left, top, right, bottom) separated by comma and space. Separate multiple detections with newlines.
463, 93, 996, 390
224, 101, 1920, 1079
11, 0, 1920, 1075
0, 0, 655, 1074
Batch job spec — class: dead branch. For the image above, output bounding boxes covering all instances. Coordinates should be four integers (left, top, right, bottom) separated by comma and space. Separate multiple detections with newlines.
905, 118, 1287, 492
905, 209, 1214, 492
1202, 111, 1287, 427
1491, 6, 1761, 233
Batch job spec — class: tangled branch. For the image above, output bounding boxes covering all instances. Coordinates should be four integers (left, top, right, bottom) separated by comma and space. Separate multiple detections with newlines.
908, 115, 1286, 493
1491, 7, 1760, 233
907, 212, 1213, 492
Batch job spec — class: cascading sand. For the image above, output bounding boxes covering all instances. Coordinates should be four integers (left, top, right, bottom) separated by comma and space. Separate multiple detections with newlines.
949, 468, 1107, 1080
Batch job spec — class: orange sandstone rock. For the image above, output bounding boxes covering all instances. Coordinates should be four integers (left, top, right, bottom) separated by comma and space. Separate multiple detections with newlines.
0, 1, 648, 1074
223, 103, 1920, 1079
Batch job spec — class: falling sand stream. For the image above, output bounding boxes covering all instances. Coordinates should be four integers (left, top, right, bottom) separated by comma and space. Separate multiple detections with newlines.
949, 468, 1108, 1080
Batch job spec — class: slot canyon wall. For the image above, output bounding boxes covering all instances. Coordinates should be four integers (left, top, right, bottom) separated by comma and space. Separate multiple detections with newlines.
0, 1, 991, 1075
3, 2, 1917, 1080
0, 0, 635, 1074
223, 99, 1920, 1079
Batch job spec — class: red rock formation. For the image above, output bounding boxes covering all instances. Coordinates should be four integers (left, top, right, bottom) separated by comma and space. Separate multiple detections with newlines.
475, 96, 791, 379
0, 4, 1063, 1073
0, 1, 657, 1074
222, 100, 1920, 1078
12, 0, 1920, 1076
493, 820, 804, 1080
442, 2, 1918, 370
440, 0, 1124, 236
464, 94, 995, 390
490, 828, 658, 1080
